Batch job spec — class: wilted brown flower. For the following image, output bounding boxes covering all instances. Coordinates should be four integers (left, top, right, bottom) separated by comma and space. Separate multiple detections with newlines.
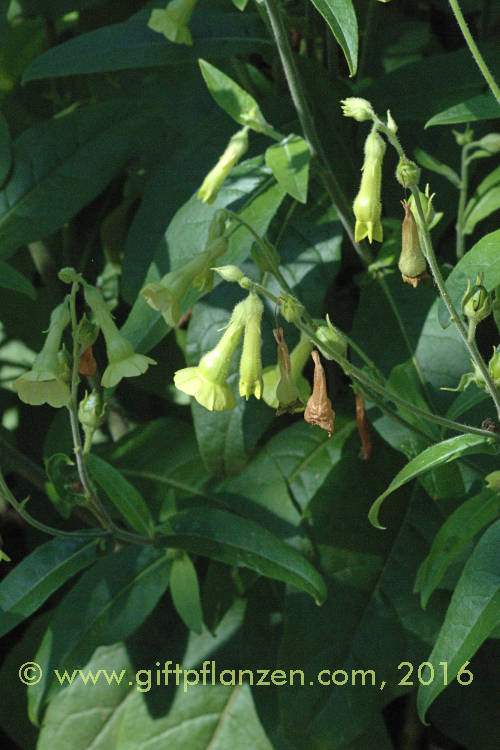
304, 350, 335, 437
79, 345, 97, 376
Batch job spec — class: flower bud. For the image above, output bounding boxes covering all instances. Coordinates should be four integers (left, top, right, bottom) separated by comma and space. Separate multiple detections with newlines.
58, 267, 82, 285
78, 389, 105, 430
198, 127, 249, 204
314, 315, 347, 360
239, 292, 264, 400
396, 157, 420, 189
147, 0, 197, 46
280, 294, 304, 324
340, 97, 375, 122
398, 200, 427, 288
213, 265, 245, 283
353, 128, 385, 243
462, 274, 492, 325
304, 350, 335, 437
386, 110, 397, 133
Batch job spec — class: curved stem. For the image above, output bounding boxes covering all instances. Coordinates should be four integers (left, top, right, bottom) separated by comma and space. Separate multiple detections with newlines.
411, 188, 500, 420
456, 143, 470, 258
448, 0, 500, 104
262, 0, 372, 265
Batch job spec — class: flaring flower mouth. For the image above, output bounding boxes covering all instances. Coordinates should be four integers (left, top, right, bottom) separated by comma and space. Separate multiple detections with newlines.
101, 352, 156, 389
141, 283, 179, 328
12, 369, 71, 408
354, 218, 383, 244
174, 367, 236, 411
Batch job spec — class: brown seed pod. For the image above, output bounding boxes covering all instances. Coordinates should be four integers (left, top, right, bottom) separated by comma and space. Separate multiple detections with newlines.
304, 350, 335, 437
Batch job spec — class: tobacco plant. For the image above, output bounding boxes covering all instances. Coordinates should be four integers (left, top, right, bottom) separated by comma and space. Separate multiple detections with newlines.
0, 0, 499, 748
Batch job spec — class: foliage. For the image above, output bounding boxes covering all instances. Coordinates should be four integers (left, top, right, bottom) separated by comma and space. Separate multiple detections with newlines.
0, 1, 499, 748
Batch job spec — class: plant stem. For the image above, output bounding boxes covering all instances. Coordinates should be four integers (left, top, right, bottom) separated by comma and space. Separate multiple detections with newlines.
448, 0, 500, 104
411, 188, 500, 420
456, 142, 470, 258
297, 320, 500, 440
262, 0, 372, 265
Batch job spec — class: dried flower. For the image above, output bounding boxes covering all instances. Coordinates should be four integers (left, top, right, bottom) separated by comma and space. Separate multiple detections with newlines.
398, 200, 427, 287
304, 350, 335, 437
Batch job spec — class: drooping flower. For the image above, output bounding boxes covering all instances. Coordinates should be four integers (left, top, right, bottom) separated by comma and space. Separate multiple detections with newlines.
198, 127, 249, 204
12, 301, 71, 408
147, 0, 197, 46
262, 329, 312, 414
239, 292, 264, 400
174, 296, 249, 411
353, 127, 386, 244
84, 284, 156, 388
141, 236, 227, 327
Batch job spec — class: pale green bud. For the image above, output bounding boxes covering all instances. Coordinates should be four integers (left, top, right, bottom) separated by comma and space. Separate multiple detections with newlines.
340, 97, 375, 122
396, 157, 420, 189
198, 128, 249, 204
462, 274, 492, 325
280, 294, 304, 324
314, 315, 347, 360
213, 265, 245, 283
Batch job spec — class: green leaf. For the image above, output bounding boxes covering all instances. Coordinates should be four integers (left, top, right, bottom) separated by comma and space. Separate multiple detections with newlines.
425, 92, 500, 127
0, 537, 101, 639
368, 434, 496, 530
23, 12, 271, 81
463, 165, 500, 235
308, 0, 358, 77
158, 507, 327, 605
415, 488, 500, 608
45, 453, 85, 519
413, 147, 460, 187
170, 554, 204, 634
0, 111, 11, 187
28, 545, 171, 725
417, 518, 500, 722
438, 229, 500, 328
0, 101, 144, 256
0, 261, 36, 298
198, 58, 274, 134
265, 134, 310, 203
87, 454, 154, 537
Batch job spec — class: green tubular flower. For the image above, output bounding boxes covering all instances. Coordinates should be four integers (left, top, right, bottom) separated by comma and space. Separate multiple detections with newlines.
84, 284, 156, 388
147, 0, 197, 46
141, 237, 227, 327
262, 330, 312, 412
353, 128, 386, 244
12, 301, 71, 408
198, 127, 249, 204
239, 292, 264, 400
174, 297, 248, 411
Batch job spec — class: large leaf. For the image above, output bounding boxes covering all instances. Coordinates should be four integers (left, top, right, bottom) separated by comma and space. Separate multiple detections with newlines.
198, 58, 275, 134
308, 0, 358, 77
368, 434, 496, 530
437, 229, 500, 328
463, 165, 500, 235
27, 545, 171, 725
415, 488, 500, 608
425, 92, 500, 127
157, 506, 327, 605
87, 454, 155, 537
265, 134, 310, 203
23, 11, 271, 81
170, 553, 204, 634
0, 100, 144, 256
417, 518, 500, 722
0, 260, 35, 298
0, 537, 101, 639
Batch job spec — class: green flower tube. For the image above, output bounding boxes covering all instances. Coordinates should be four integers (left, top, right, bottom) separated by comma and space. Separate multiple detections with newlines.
174, 297, 248, 411
262, 329, 312, 413
353, 127, 386, 244
12, 301, 71, 408
198, 127, 249, 204
239, 292, 264, 400
84, 284, 156, 388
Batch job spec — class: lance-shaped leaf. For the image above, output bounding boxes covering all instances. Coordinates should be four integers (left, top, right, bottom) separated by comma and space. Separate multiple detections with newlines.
417, 518, 500, 722
0, 261, 35, 298
170, 553, 204, 634
198, 58, 276, 135
87, 454, 154, 537
425, 92, 500, 127
413, 148, 460, 187
157, 507, 327, 604
368, 434, 496, 530
463, 165, 500, 235
265, 135, 310, 203
308, 0, 358, 76
0, 537, 102, 639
